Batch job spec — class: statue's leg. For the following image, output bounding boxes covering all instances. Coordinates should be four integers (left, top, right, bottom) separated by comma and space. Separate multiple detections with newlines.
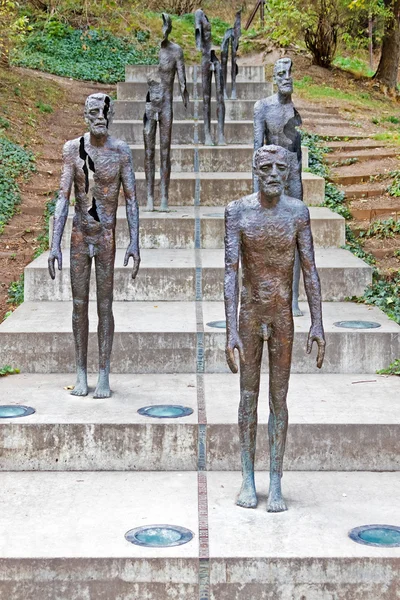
231, 42, 238, 100
70, 229, 91, 396
93, 233, 115, 398
143, 109, 157, 211
159, 110, 172, 212
221, 45, 229, 100
236, 307, 263, 509
266, 316, 293, 512
292, 247, 303, 317
214, 64, 226, 146
202, 59, 213, 146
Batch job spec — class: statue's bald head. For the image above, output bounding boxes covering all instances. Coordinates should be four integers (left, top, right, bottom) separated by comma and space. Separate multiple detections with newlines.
253, 144, 289, 171
273, 57, 293, 96
162, 13, 172, 40
84, 93, 114, 128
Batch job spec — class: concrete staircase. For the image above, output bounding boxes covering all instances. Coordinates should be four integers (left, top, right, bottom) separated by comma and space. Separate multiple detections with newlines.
0, 65, 399, 599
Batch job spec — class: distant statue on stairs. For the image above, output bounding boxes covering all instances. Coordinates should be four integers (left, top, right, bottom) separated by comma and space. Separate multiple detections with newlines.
195, 8, 226, 146
144, 13, 189, 211
253, 57, 304, 316
224, 145, 325, 513
48, 93, 140, 398
221, 10, 242, 100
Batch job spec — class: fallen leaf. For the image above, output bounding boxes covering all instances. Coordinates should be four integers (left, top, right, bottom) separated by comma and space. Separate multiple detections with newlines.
64, 385, 74, 390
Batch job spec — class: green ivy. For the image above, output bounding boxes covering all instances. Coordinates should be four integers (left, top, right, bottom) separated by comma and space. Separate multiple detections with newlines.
12, 26, 158, 83
363, 271, 400, 324
359, 218, 400, 239
0, 136, 35, 235
344, 225, 376, 267
377, 358, 400, 376
0, 365, 20, 377
7, 274, 24, 307
301, 131, 351, 219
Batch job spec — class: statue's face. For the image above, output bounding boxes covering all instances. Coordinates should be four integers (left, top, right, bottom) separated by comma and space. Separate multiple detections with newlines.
85, 97, 109, 136
274, 62, 293, 96
162, 14, 172, 40
256, 152, 288, 196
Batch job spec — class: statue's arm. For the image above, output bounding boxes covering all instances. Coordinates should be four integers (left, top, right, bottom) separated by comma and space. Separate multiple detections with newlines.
224, 202, 243, 373
48, 141, 74, 279
296, 205, 325, 368
176, 46, 189, 108
253, 102, 266, 192
121, 143, 140, 280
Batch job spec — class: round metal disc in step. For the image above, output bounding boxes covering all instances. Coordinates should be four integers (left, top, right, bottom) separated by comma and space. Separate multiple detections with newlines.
349, 525, 400, 547
138, 405, 193, 419
125, 525, 194, 548
334, 321, 381, 329
206, 320, 226, 329
0, 405, 35, 418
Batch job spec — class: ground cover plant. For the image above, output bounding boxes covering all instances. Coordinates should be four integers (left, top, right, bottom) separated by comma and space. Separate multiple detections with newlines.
0, 136, 35, 235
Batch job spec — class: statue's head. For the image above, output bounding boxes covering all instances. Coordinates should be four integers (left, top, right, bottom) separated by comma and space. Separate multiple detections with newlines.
253, 145, 289, 196
273, 57, 293, 96
84, 93, 114, 135
162, 13, 172, 41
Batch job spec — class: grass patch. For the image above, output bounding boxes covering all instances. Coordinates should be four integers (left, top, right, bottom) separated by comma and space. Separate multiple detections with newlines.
0, 136, 35, 235
7, 274, 24, 307
333, 55, 374, 78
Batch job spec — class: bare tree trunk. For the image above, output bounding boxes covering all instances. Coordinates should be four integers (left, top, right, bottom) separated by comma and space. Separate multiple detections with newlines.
374, 0, 400, 92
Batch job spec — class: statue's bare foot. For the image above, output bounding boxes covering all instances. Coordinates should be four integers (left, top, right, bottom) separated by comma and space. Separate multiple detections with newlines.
236, 477, 257, 508
204, 136, 214, 146
292, 305, 303, 317
93, 370, 111, 399
231, 91, 237, 100
267, 474, 287, 513
159, 201, 170, 213
70, 370, 88, 396
146, 200, 155, 212
218, 137, 227, 146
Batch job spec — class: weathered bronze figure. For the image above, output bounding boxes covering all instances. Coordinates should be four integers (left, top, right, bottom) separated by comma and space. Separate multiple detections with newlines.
195, 8, 226, 146
144, 13, 189, 211
253, 57, 303, 316
224, 145, 325, 512
48, 93, 140, 398
221, 10, 241, 100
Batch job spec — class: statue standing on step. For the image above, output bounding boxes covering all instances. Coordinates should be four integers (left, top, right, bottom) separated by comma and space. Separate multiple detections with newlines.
48, 93, 140, 398
144, 13, 189, 211
224, 145, 325, 512
253, 57, 304, 316
195, 8, 226, 145
221, 10, 241, 100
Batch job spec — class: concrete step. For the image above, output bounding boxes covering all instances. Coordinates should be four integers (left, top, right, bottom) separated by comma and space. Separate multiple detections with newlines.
52, 206, 345, 250
0, 470, 397, 598
0, 301, 398, 374
331, 157, 398, 186
0, 373, 398, 471
128, 144, 310, 173
114, 99, 340, 121
326, 148, 400, 165
343, 182, 388, 199
25, 248, 373, 303
324, 140, 389, 151
128, 171, 324, 207
117, 81, 273, 101
125, 63, 266, 82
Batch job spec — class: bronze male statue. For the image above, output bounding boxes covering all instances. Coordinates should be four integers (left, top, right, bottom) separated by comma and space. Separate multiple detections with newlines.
48, 93, 140, 398
144, 13, 189, 211
224, 145, 325, 512
221, 10, 241, 100
195, 8, 226, 146
253, 57, 303, 316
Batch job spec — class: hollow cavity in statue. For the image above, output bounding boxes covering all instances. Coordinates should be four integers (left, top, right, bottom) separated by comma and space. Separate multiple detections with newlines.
224, 145, 325, 512
144, 13, 189, 212
48, 93, 140, 398
254, 57, 304, 316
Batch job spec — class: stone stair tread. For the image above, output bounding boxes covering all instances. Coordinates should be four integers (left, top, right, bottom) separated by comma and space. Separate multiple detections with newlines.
2, 372, 398, 426
331, 157, 398, 177
28, 247, 373, 271
1, 300, 398, 334
0, 470, 398, 560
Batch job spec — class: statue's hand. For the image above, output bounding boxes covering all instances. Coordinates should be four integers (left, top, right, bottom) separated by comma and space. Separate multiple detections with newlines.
226, 331, 244, 374
124, 244, 140, 280
307, 324, 325, 369
48, 246, 62, 280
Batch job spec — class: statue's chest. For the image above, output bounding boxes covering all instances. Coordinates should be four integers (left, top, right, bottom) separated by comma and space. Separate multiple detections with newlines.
241, 214, 296, 251
77, 152, 121, 186
265, 106, 295, 135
